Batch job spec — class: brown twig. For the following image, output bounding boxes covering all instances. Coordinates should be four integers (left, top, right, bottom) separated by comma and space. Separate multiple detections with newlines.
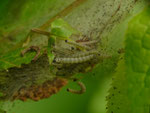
21, 46, 40, 61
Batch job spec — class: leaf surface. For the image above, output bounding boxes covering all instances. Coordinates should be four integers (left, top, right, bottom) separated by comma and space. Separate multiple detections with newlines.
107, 5, 150, 113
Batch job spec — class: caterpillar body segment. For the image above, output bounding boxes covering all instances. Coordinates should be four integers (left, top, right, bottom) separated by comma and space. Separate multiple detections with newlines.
54, 54, 94, 64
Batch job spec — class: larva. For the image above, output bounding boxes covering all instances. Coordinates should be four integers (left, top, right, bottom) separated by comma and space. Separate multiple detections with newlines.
76, 39, 99, 45
67, 81, 86, 94
65, 40, 91, 50
54, 54, 94, 64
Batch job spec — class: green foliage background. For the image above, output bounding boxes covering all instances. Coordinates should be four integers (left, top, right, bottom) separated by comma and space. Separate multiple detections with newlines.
107, 6, 150, 113
0, 0, 149, 113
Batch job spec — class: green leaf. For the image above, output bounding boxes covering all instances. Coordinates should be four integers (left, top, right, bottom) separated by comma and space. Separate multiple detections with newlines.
0, 0, 75, 71
51, 18, 79, 38
0, 48, 36, 71
0, 0, 83, 71
0, 0, 147, 113
0, 0, 74, 54
0, 109, 6, 113
107, 6, 150, 113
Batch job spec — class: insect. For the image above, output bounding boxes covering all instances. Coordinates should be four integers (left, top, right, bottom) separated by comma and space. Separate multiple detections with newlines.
67, 81, 86, 94
54, 54, 94, 64
21, 18, 98, 95
22, 18, 92, 62
53, 50, 99, 64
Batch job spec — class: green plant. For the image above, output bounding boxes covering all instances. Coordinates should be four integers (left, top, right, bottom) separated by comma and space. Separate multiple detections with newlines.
0, 0, 148, 113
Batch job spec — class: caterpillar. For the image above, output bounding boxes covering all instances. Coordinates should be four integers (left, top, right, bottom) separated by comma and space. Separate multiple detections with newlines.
54, 54, 95, 64
76, 39, 99, 45
67, 81, 86, 94
65, 40, 91, 50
